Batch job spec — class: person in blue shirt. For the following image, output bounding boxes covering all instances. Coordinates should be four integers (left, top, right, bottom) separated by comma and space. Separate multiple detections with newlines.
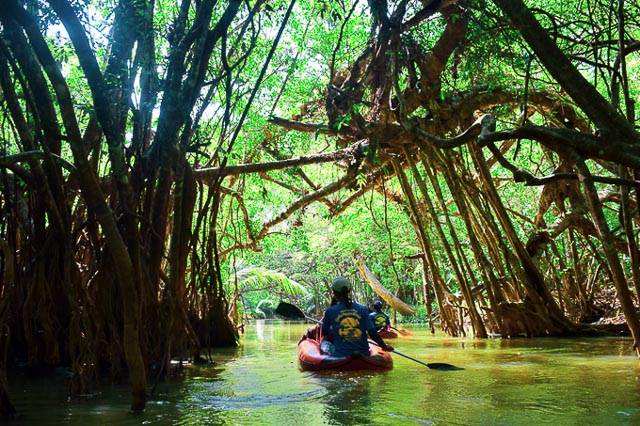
321, 276, 393, 357
369, 300, 391, 332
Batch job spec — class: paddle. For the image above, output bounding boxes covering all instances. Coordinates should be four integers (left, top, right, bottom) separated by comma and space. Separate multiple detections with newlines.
276, 301, 463, 371
276, 301, 318, 322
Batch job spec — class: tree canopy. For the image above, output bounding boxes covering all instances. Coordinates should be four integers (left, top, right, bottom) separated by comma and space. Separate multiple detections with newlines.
1, 0, 640, 415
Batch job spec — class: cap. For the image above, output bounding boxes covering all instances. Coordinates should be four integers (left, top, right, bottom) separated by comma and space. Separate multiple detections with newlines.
373, 300, 383, 307
331, 276, 351, 292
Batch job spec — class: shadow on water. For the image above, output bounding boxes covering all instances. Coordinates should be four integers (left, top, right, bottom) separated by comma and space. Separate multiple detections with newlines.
6, 320, 640, 425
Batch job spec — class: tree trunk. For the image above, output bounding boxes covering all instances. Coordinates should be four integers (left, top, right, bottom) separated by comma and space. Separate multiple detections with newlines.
391, 158, 462, 335
405, 147, 487, 337
576, 159, 640, 356
470, 141, 573, 335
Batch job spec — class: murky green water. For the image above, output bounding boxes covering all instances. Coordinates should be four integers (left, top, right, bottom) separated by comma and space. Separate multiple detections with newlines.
7, 320, 640, 425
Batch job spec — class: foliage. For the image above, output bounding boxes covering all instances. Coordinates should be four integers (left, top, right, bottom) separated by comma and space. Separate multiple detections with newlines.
230, 261, 308, 319
3, 0, 640, 415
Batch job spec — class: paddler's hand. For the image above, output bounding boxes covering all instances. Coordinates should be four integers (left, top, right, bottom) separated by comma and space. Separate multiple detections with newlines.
383, 343, 394, 352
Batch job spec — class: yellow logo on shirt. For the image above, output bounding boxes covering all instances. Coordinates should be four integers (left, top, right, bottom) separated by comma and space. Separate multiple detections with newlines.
373, 314, 386, 328
336, 310, 363, 341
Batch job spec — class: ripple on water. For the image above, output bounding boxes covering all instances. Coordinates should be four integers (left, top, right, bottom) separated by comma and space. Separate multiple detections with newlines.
186, 388, 324, 410
7, 323, 640, 425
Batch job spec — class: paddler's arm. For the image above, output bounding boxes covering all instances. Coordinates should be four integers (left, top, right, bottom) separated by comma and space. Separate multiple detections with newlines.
367, 328, 394, 352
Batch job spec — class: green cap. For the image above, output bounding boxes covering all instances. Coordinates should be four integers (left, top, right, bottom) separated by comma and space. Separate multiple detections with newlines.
331, 276, 351, 292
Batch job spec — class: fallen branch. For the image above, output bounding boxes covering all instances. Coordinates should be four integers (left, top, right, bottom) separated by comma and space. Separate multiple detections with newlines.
352, 254, 416, 315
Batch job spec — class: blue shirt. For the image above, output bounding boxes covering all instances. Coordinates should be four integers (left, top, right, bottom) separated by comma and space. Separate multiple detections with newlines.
322, 302, 375, 357
370, 311, 390, 330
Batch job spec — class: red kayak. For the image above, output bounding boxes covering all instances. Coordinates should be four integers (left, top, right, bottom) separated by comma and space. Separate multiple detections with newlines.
297, 325, 393, 372
378, 329, 399, 339
379, 328, 413, 339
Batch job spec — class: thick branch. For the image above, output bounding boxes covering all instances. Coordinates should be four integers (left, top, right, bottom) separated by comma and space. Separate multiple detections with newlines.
194, 142, 363, 182
0, 150, 76, 172
411, 114, 484, 149
402, 0, 460, 30
482, 143, 640, 190
478, 122, 640, 169
268, 116, 332, 134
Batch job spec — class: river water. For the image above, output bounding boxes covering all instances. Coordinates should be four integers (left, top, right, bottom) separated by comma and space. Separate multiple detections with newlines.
6, 320, 640, 425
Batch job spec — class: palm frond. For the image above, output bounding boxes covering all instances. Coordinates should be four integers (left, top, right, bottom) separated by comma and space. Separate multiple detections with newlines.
232, 265, 309, 296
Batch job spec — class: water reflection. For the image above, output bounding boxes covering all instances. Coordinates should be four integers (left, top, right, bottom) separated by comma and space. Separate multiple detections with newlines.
304, 371, 379, 424
6, 321, 640, 425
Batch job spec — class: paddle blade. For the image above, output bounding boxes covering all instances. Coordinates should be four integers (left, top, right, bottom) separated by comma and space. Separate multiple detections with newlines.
389, 348, 464, 371
276, 301, 306, 320
427, 362, 464, 371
